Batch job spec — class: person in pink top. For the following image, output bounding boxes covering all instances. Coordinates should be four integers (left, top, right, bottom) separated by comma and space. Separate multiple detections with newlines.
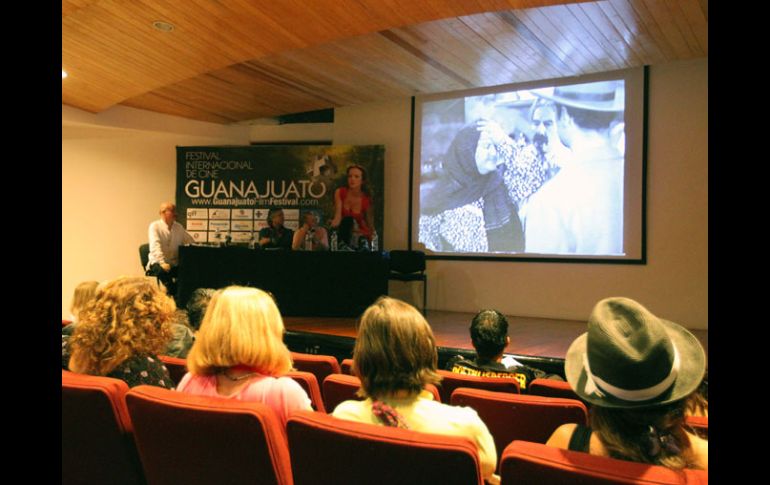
176, 286, 312, 425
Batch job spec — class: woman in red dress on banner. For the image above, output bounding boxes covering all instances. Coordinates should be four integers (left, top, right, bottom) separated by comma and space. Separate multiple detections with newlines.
330, 165, 375, 242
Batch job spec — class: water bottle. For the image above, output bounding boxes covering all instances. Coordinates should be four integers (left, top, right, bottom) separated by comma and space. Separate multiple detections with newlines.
371, 231, 379, 252
214, 228, 221, 247
248, 232, 256, 249
224, 233, 232, 247
330, 231, 338, 251
359, 237, 369, 252
304, 229, 313, 251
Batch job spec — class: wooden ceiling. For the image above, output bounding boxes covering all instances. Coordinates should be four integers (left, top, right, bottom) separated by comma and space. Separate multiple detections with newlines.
62, 0, 707, 124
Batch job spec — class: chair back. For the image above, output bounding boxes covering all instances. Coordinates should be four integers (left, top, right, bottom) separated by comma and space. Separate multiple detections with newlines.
389, 250, 426, 274
500, 440, 708, 484
685, 415, 708, 439
158, 355, 188, 387
62, 370, 145, 485
286, 370, 326, 413
340, 358, 354, 375
125, 385, 293, 485
528, 378, 582, 401
322, 373, 363, 412
323, 374, 441, 413
436, 369, 519, 403
451, 388, 588, 465
139, 243, 150, 270
290, 352, 341, 398
287, 410, 483, 485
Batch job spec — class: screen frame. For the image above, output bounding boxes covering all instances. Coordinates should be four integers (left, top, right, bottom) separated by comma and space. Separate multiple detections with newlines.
408, 66, 649, 264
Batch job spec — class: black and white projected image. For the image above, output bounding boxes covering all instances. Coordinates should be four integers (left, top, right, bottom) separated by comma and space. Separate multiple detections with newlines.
418, 80, 626, 256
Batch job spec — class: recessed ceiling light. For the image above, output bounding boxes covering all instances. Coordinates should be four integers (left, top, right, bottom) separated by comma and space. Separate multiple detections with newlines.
152, 20, 175, 32
62, 70, 68, 79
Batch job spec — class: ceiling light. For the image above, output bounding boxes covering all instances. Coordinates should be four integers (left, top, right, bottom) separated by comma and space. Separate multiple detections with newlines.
152, 21, 175, 32
62, 70, 68, 79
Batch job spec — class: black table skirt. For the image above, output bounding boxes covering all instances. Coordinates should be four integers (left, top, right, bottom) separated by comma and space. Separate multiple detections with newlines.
177, 246, 389, 317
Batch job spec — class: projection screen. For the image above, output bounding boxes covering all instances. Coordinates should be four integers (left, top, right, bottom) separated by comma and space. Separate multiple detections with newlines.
412, 67, 647, 262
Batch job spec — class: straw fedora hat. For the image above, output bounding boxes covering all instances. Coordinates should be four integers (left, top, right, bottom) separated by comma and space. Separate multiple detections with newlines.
565, 297, 706, 408
531, 81, 624, 112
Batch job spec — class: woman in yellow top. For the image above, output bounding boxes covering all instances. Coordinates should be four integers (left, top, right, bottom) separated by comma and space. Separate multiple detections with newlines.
332, 296, 499, 484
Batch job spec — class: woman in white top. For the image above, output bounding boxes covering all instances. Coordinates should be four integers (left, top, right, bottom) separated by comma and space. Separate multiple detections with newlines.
332, 296, 499, 484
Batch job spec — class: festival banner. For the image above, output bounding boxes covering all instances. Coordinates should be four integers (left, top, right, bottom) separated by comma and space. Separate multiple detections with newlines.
176, 145, 385, 244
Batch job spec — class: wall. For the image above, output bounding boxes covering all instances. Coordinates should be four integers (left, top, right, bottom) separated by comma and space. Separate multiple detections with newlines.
62, 57, 707, 329
332, 58, 708, 329
62, 105, 250, 317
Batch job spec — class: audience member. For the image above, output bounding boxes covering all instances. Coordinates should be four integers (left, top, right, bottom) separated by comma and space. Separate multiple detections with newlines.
147, 202, 195, 298
177, 286, 311, 425
332, 296, 499, 484
185, 288, 216, 331
546, 297, 707, 470
62, 280, 99, 337
445, 309, 562, 392
67, 276, 175, 389
65, 280, 99, 323
162, 309, 195, 358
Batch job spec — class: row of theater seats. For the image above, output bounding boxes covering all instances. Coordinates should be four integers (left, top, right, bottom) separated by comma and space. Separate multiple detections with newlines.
63, 352, 709, 484
161, 353, 708, 441
62, 371, 709, 485
159, 353, 573, 409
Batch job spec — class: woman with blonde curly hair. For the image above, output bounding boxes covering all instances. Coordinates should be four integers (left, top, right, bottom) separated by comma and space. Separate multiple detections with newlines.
177, 286, 311, 425
67, 276, 176, 389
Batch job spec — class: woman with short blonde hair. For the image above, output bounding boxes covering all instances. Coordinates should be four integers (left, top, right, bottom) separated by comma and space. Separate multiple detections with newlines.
333, 297, 499, 484
68, 276, 175, 389
177, 286, 311, 424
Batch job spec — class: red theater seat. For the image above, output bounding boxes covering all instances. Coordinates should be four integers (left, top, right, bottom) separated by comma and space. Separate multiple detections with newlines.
287, 410, 484, 485
62, 370, 145, 485
158, 355, 188, 387
322, 374, 364, 412
322, 374, 441, 413
685, 415, 708, 439
340, 358, 354, 375
290, 352, 341, 398
286, 370, 326, 413
451, 388, 588, 466
125, 385, 292, 485
528, 378, 582, 401
436, 369, 520, 403
500, 440, 708, 484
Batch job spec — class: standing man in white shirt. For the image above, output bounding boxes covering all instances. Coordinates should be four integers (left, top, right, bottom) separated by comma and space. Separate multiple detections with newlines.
147, 202, 194, 299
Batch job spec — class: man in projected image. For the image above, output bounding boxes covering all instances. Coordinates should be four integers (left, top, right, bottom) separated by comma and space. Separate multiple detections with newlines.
529, 98, 571, 176
524, 81, 624, 255
476, 96, 569, 212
